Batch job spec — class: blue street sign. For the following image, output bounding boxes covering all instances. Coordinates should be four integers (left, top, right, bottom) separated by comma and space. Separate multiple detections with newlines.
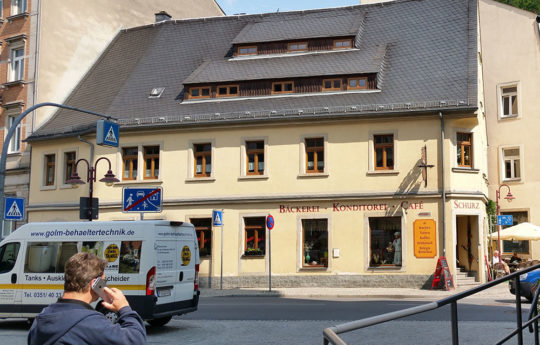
122, 187, 162, 213
266, 214, 275, 230
5, 197, 24, 220
212, 210, 223, 226
497, 215, 513, 226
96, 119, 119, 147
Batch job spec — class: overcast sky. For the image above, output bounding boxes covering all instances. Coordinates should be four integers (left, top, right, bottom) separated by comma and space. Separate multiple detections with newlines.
216, 0, 361, 15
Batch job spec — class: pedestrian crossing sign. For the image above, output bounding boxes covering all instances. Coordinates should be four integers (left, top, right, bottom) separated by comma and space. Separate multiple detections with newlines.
5, 197, 24, 221
96, 119, 119, 147
212, 210, 223, 226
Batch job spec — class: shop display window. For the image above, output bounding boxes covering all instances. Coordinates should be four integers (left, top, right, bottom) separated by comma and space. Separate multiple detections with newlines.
369, 217, 401, 267
244, 217, 265, 256
302, 219, 328, 268
192, 218, 212, 257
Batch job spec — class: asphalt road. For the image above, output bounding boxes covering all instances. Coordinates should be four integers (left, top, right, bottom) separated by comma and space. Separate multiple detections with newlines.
183, 295, 530, 322
2, 296, 537, 344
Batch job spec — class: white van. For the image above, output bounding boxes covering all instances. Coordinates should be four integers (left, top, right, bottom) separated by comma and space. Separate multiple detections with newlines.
0, 220, 200, 326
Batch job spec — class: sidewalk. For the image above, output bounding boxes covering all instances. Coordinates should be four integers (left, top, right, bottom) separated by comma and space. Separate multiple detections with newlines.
200, 282, 513, 300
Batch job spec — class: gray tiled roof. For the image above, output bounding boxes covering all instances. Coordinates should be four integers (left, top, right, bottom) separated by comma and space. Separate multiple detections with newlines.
231, 12, 364, 44
29, 0, 478, 141
183, 45, 386, 84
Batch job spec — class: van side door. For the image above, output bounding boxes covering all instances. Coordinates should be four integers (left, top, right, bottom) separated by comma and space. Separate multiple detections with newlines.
0, 242, 22, 316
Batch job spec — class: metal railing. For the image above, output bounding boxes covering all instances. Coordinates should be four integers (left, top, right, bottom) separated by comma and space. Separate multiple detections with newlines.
323, 263, 540, 345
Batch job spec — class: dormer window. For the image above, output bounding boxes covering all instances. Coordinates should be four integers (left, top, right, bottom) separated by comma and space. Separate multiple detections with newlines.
238, 46, 257, 56
287, 42, 308, 52
322, 79, 342, 92
188, 86, 211, 99
333, 39, 353, 49
217, 85, 239, 97
347, 77, 367, 90
272, 81, 294, 94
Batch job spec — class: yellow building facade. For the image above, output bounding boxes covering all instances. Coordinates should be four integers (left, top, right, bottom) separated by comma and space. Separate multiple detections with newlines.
25, 0, 491, 288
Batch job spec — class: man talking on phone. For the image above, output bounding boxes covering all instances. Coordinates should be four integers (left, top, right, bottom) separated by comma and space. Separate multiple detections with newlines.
28, 252, 147, 345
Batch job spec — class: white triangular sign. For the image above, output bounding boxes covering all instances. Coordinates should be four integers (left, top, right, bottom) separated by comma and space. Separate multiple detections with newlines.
214, 212, 222, 224
105, 126, 118, 144
7, 201, 22, 217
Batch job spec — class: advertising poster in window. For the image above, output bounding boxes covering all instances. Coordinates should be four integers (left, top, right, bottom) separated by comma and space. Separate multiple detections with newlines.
414, 219, 437, 258
119, 241, 142, 273
103, 242, 121, 273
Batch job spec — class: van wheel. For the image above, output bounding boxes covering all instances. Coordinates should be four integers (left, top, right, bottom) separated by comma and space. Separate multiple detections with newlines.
96, 302, 119, 323
148, 316, 172, 327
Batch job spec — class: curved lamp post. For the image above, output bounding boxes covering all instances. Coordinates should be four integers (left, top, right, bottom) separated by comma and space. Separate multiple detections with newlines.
495, 184, 515, 261
67, 157, 119, 221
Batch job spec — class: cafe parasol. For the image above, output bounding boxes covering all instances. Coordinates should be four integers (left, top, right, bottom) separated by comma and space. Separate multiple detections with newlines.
488, 222, 540, 241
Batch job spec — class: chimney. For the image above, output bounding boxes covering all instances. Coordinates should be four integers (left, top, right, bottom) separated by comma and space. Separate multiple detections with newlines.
155, 11, 172, 23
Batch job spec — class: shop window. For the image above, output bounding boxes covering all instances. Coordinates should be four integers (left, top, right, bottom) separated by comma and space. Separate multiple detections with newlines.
188, 87, 211, 99
501, 147, 521, 181
122, 147, 138, 180
305, 137, 324, 173
302, 219, 328, 268
244, 217, 265, 256
369, 217, 401, 267
287, 42, 308, 52
217, 85, 239, 97
64, 151, 76, 184
347, 77, 367, 90
456, 132, 472, 168
44, 154, 56, 186
0, 242, 20, 273
272, 81, 294, 94
246, 140, 264, 175
238, 46, 257, 56
143, 146, 159, 180
502, 211, 529, 254
194, 143, 212, 177
500, 85, 518, 118
334, 39, 353, 49
322, 79, 342, 92
192, 218, 212, 257
374, 134, 394, 170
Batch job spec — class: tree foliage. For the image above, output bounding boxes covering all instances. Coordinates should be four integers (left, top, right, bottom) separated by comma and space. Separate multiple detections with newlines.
495, 0, 540, 13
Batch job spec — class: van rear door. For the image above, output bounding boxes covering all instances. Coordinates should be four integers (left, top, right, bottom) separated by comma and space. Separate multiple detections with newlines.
175, 225, 196, 302
0, 242, 22, 317
155, 236, 178, 305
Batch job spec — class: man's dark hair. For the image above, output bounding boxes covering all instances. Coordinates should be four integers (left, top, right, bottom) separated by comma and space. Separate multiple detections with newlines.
64, 252, 107, 292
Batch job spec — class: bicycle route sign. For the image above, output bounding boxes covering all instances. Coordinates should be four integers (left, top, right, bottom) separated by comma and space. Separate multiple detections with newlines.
122, 187, 162, 213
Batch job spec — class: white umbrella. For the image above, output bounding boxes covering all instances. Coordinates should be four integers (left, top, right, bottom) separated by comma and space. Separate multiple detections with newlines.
488, 222, 540, 241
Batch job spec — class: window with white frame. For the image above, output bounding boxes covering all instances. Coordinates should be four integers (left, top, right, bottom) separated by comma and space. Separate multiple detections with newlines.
11, 0, 26, 16
501, 147, 521, 181
9, 46, 25, 82
7, 115, 21, 153
499, 85, 518, 118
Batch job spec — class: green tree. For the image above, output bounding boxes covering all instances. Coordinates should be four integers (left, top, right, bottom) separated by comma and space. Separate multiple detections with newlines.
495, 0, 540, 13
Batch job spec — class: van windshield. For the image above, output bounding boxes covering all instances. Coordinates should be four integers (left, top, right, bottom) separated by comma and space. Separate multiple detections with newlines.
0, 242, 20, 273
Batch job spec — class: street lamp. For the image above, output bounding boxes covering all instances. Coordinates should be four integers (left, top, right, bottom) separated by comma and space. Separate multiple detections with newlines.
495, 184, 515, 262
67, 157, 119, 221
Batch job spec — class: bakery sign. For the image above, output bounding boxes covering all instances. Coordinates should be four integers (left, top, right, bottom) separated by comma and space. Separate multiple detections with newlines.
414, 219, 437, 258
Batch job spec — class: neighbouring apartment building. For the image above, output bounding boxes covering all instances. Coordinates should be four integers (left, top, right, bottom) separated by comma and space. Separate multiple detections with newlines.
479, 1, 540, 260
23, 0, 494, 289
0, 0, 224, 237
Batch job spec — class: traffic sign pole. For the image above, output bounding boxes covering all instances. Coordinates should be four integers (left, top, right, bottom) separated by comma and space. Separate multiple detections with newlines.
266, 214, 275, 292
220, 210, 224, 290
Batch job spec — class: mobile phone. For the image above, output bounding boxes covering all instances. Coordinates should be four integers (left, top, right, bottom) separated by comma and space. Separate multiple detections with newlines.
91, 277, 110, 302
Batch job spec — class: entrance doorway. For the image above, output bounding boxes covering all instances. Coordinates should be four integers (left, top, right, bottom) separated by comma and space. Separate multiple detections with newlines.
456, 215, 479, 277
